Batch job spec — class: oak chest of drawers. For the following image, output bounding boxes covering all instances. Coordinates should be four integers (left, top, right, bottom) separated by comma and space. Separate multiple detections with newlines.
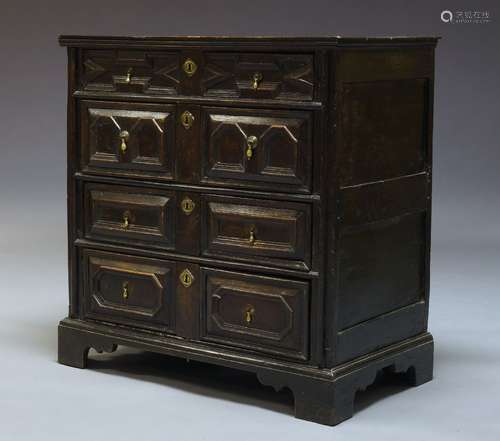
58, 35, 438, 425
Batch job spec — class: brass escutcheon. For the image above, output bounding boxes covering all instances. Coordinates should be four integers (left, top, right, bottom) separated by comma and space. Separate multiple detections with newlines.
183, 58, 197, 77
180, 110, 194, 130
181, 197, 195, 215
179, 268, 194, 288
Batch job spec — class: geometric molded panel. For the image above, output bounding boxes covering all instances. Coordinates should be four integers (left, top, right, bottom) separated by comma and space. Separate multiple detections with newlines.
202, 107, 312, 193
201, 52, 314, 101
83, 249, 175, 331
80, 49, 180, 96
201, 268, 309, 360
203, 194, 311, 271
80, 101, 176, 181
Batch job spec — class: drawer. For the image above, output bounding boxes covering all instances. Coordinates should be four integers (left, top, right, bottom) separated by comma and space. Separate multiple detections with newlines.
80, 100, 176, 180
201, 268, 310, 360
82, 249, 175, 331
83, 183, 176, 250
201, 107, 312, 193
202, 52, 314, 101
202, 195, 311, 271
79, 49, 180, 95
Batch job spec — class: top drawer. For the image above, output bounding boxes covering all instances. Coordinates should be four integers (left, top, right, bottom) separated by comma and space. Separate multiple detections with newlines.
78, 49, 315, 101
201, 52, 315, 101
79, 49, 181, 95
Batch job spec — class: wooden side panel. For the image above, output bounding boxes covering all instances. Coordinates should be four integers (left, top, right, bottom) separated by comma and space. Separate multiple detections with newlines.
331, 47, 435, 364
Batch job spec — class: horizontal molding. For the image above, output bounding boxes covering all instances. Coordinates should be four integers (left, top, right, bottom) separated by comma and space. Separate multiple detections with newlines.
73, 90, 323, 110
74, 238, 320, 280
75, 173, 320, 203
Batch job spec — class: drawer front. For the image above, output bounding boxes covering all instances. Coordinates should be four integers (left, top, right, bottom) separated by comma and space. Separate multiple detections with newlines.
84, 183, 176, 250
202, 195, 311, 271
201, 107, 312, 193
79, 49, 180, 95
201, 269, 309, 360
82, 249, 175, 331
201, 53, 314, 101
80, 101, 176, 180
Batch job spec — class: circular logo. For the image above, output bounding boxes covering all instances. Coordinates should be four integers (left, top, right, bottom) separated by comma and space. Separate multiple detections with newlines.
441, 10, 453, 23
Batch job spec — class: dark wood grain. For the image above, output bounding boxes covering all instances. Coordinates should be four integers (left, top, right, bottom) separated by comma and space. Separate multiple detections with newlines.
59, 35, 437, 426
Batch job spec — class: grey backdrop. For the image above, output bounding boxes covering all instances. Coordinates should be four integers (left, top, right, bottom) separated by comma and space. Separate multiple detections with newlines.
1, 1, 499, 439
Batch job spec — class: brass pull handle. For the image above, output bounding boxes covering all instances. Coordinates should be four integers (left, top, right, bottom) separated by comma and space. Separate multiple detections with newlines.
249, 227, 256, 245
252, 72, 263, 90
246, 135, 258, 159
122, 282, 129, 300
125, 68, 133, 84
244, 306, 255, 325
122, 211, 130, 229
119, 130, 129, 153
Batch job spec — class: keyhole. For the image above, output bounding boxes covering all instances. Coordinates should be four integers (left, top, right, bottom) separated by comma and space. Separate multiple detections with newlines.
179, 268, 194, 287
183, 59, 197, 77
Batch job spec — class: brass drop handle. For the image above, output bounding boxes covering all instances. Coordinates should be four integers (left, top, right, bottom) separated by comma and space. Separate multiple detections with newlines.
122, 211, 130, 229
246, 135, 258, 159
249, 227, 256, 245
119, 130, 129, 153
125, 68, 132, 84
252, 72, 263, 90
122, 282, 129, 300
244, 306, 255, 325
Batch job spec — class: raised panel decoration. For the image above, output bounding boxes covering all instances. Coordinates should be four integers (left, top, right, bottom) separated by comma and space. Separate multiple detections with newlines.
201, 53, 314, 100
80, 49, 180, 95
202, 107, 312, 192
202, 268, 310, 360
80, 101, 175, 180
83, 250, 175, 331
203, 195, 311, 270
84, 183, 176, 249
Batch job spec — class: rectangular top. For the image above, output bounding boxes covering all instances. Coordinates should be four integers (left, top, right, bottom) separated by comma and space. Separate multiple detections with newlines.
59, 35, 440, 48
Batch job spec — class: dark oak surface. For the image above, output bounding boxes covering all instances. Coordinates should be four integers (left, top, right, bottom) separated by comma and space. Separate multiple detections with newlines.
59, 35, 437, 426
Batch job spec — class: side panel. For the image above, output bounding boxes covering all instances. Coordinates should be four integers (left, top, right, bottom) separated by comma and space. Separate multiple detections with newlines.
331, 46, 435, 365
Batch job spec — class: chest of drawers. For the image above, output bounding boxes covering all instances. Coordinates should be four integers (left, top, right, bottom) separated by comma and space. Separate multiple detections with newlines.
58, 35, 437, 425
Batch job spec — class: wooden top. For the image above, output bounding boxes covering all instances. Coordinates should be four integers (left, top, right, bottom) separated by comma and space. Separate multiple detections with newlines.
59, 35, 440, 48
